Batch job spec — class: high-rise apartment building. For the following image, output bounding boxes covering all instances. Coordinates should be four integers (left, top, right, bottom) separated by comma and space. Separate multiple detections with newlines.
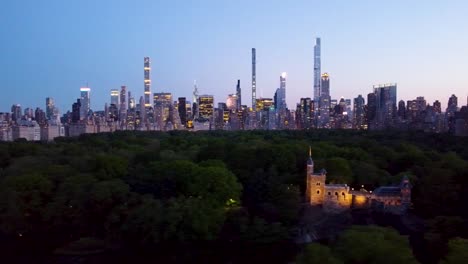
236, 79, 241, 111
353, 95, 366, 130
372, 84, 397, 129
144, 57, 151, 108
120, 86, 127, 112
46, 98, 55, 120
277, 72, 287, 111
314, 38, 321, 107
178, 97, 187, 126
318, 73, 331, 128
110, 89, 119, 106
198, 95, 214, 119
252, 48, 257, 111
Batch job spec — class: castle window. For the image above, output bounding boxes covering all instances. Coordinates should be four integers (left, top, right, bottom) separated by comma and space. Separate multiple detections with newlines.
335, 192, 338, 195
328, 192, 331, 195
317, 190, 320, 194
342, 192, 345, 196
316, 182, 320, 186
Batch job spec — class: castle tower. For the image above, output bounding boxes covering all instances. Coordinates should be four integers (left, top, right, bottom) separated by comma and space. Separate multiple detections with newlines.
306, 147, 326, 205
400, 175, 412, 208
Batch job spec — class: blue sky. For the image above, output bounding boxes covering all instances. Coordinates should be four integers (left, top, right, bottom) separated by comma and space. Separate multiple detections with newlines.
1, 0, 468, 112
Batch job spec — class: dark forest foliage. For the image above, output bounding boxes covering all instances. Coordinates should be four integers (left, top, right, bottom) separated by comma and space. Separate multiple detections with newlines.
0, 130, 467, 263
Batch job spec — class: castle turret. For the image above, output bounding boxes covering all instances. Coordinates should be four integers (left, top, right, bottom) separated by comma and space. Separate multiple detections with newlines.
307, 146, 314, 175
400, 175, 412, 208
306, 147, 326, 205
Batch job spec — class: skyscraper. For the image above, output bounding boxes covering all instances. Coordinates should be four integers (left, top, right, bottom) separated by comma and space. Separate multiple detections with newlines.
178, 97, 187, 126
110, 89, 119, 106
46, 97, 55, 120
318, 73, 331, 128
313, 38, 321, 105
226, 94, 238, 110
252, 48, 256, 111
236, 79, 241, 111
277, 72, 287, 111
198, 95, 214, 119
120, 86, 127, 112
80, 87, 91, 120
353, 95, 366, 129
144, 57, 151, 108
11, 104, 22, 122
373, 84, 397, 129
128, 91, 135, 109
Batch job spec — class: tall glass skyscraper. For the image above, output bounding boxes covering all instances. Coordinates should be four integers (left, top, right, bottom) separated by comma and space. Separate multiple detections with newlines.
373, 84, 397, 129
318, 73, 330, 128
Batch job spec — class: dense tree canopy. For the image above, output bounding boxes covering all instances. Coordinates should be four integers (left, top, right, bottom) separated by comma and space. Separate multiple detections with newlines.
0, 130, 467, 263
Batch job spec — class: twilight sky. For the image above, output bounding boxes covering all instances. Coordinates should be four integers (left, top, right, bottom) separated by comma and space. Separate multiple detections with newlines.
1, 0, 468, 112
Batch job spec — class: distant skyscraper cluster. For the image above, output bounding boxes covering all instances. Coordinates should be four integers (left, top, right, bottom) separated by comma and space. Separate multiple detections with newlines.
1, 39, 468, 141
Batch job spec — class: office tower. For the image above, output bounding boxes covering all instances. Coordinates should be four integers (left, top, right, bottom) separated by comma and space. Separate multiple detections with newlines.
46, 97, 55, 120
447, 94, 458, 113
366, 93, 377, 128
236, 79, 241, 110
110, 89, 119, 106
11, 104, 22, 123
433, 100, 441, 113
198, 95, 214, 119
178, 97, 187, 126
80, 87, 91, 120
226, 94, 238, 110
446, 94, 458, 132
314, 38, 321, 105
373, 84, 397, 129
72, 99, 81, 123
353, 95, 366, 129
297, 98, 314, 129
153, 93, 173, 130
252, 48, 257, 111
144, 57, 151, 108
398, 100, 406, 120
120, 86, 127, 112
318, 73, 330, 128
34, 108, 46, 125
128, 91, 135, 109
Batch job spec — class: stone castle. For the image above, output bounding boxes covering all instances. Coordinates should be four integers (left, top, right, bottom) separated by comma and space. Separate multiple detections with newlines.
305, 148, 412, 214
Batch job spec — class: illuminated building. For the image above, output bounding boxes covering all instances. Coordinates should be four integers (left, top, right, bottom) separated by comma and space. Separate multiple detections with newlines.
120, 86, 127, 112
128, 91, 135, 109
198, 95, 214, 119
255, 98, 274, 111
110, 89, 119, 106
305, 147, 412, 214
318, 73, 331, 128
276, 72, 287, 111
144, 57, 151, 108
80, 87, 91, 120
153, 93, 172, 130
252, 48, 256, 111
226, 94, 238, 110
353, 95, 366, 130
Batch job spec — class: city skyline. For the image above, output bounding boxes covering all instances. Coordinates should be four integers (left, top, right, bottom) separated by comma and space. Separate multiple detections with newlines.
2, 0, 468, 112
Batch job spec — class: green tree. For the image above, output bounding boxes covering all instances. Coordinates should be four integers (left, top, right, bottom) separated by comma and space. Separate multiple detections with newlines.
296, 243, 342, 264
441, 238, 468, 264
334, 226, 418, 264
